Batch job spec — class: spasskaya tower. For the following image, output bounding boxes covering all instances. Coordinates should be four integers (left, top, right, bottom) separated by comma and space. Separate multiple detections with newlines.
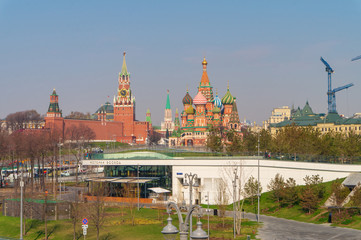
113, 52, 135, 137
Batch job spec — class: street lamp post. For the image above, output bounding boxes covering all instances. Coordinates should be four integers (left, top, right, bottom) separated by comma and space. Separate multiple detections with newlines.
161, 202, 208, 240
20, 164, 24, 240
162, 172, 207, 240
232, 168, 238, 239
257, 134, 260, 223
183, 173, 199, 239
205, 192, 210, 240
59, 139, 62, 200
137, 164, 140, 211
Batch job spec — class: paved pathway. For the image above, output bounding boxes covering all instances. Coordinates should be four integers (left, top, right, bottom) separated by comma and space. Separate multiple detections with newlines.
244, 212, 361, 240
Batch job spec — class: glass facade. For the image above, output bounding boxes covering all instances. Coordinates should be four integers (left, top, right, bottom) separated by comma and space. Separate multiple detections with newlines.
104, 165, 172, 198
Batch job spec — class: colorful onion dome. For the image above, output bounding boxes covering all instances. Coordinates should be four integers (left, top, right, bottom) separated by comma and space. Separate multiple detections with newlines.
182, 91, 193, 105
202, 57, 207, 66
221, 87, 234, 105
193, 91, 207, 105
213, 95, 223, 109
185, 106, 195, 114
212, 106, 221, 114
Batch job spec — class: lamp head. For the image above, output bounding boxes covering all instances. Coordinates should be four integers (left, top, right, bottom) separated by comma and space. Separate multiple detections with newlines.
161, 216, 179, 240
190, 220, 208, 239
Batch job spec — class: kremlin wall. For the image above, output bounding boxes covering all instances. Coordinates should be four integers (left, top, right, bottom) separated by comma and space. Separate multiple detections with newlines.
45, 53, 150, 144
20, 53, 361, 146
44, 54, 243, 146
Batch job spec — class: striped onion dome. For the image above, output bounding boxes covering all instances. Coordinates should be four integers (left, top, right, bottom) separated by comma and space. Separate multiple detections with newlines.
193, 91, 207, 105
182, 91, 193, 105
213, 95, 223, 109
212, 106, 221, 114
221, 88, 234, 105
185, 106, 195, 114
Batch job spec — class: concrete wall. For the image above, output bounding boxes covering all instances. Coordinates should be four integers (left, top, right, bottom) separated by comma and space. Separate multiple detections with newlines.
172, 159, 361, 205
82, 156, 361, 205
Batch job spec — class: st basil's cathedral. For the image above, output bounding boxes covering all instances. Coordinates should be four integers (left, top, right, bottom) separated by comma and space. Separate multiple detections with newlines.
169, 58, 241, 147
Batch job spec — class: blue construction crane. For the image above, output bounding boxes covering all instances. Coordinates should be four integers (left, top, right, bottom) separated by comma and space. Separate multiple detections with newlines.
352, 55, 361, 61
320, 57, 354, 114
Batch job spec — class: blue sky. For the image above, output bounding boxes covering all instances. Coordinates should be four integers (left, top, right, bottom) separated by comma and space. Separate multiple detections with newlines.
1, 0, 361, 125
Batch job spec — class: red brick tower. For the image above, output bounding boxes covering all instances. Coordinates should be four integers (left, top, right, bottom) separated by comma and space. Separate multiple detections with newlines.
113, 52, 135, 137
44, 89, 64, 133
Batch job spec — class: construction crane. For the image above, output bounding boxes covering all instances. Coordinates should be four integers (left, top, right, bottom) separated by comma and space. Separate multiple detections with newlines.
352, 55, 361, 61
320, 57, 354, 114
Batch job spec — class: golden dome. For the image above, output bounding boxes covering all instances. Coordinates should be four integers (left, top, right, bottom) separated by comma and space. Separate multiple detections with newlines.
202, 57, 207, 65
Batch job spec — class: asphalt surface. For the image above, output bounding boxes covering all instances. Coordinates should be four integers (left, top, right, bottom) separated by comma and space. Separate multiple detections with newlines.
244, 212, 361, 240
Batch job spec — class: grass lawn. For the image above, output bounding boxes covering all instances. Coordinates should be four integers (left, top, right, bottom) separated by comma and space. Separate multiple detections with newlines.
238, 178, 361, 231
0, 206, 259, 240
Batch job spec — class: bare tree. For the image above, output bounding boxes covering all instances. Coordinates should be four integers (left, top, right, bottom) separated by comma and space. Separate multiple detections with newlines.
220, 163, 245, 235
44, 190, 49, 240
0, 130, 11, 187
65, 124, 95, 184
88, 182, 107, 240
121, 183, 137, 226
215, 178, 229, 227
70, 191, 83, 240
65, 111, 92, 120
6, 110, 41, 132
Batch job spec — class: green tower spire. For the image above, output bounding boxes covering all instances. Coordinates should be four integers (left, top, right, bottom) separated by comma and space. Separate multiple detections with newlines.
166, 90, 171, 110
146, 109, 152, 124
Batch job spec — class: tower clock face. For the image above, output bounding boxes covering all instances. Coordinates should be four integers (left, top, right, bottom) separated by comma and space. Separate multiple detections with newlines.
120, 89, 127, 97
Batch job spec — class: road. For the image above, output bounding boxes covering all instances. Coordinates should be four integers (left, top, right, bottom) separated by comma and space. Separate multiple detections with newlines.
244, 212, 361, 240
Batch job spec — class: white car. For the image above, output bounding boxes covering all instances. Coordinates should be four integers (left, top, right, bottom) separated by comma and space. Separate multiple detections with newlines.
61, 171, 70, 177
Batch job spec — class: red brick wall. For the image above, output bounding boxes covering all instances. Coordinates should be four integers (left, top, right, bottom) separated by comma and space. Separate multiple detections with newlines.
44, 116, 64, 134
45, 115, 149, 144
63, 119, 123, 141
114, 106, 134, 137
133, 121, 149, 144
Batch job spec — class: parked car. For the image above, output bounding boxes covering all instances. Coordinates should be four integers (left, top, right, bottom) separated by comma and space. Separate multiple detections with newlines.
61, 170, 70, 177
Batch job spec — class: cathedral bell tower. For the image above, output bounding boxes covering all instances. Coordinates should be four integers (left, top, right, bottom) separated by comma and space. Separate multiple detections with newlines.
113, 52, 135, 137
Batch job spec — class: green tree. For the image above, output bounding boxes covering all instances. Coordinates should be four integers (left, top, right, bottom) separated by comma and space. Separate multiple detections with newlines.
267, 173, 285, 202
225, 129, 242, 155
242, 129, 257, 153
342, 132, 361, 163
244, 176, 262, 205
299, 186, 319, 214
281, 178, 299, 207
299, 175, 325, 213
259, 129, 273, 153
330, 179, 350, 212
349, 184, 361, 207
206, 126, 224, 152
